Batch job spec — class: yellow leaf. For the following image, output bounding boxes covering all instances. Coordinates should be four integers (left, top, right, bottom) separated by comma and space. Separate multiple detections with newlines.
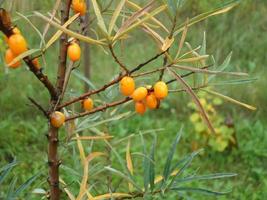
114, 4, 167, 41
91, 0, 108, 34
126, 0, 169, 33
109, 0, 126, 34
77, 152, 106, 200
202, 89, 257, 111
34, 11, 106, 45
44, 13, 80, 51
76, 133, 86, 163
126, 139, 134, 191
7, 49, 40, 67
72, 135, 113, 140
176, 55, 209, 63
161, 37, 174, 51
93, 193, 132, 200
59, 178, 75, 200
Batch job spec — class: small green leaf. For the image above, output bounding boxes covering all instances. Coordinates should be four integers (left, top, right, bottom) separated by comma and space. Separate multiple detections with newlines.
161, 127, 183, 187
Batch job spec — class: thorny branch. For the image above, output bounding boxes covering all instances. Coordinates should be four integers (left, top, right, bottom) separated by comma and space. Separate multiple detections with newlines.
28, 97, 48, 118
57, 49, 168, 109
109, 44, 129, 73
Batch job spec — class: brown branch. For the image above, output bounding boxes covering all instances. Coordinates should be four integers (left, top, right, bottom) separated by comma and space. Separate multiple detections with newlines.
158, 12, 178, 81
65, 97, 131, 121
58, 50, 167, 109
28, 97, 48, 118
129, 49, 168, 74
0, 8, 58, 100
47, 1, 72, 200
55, 0, 72, 105
109, 44, 129, 73
166, 64, 212, 84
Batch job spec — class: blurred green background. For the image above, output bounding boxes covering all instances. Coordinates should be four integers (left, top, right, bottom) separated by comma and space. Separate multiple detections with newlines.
0, 0, 266, 199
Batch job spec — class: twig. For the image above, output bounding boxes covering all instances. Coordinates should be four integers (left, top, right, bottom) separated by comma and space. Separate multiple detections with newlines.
28, 97, 48, 118
58, 50, 167, 109
109, 44, 129, 73
158, 11, 178, 80
129, 49, 168, 74
65, 97, 131, 121
166, 65, 212, 84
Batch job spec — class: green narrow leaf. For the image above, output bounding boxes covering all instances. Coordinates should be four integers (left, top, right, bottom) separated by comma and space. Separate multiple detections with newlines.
91, 0, 108, 35
6, 177, 17, 199
173, 1, 240, 36
202, 89, 256, 111
208, 52, 232, 82
140, 132, 149, 192
210, 77, 258, 86
16, 12, 46, 47
176, 173, 237, 183
104, 166, 142, 191
170, 187, 231, 196
161, 128, 183, 187
14, 173, 41, 196
109, 0, 126, 34
166, 149, 203, 189
0, 160, 17, 185
149, 135, 156, 192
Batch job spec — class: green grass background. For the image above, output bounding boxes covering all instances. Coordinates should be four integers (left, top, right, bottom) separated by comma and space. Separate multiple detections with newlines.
0, 0, 267, 199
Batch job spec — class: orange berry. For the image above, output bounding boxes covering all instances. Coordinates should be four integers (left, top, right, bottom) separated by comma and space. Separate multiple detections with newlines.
50, 111, 65, 128
5, 49, 21, 68
67, 42, 81, 61
145, 93, 158, 109
154, 81, 168, 99
83, 98, 94, 111
72, 0, 87, 16
135, 101, 146, 115
32, 58, 40, 69
8, 34, 27, 55
120, 76, 135, 96
131, 87, 148, 102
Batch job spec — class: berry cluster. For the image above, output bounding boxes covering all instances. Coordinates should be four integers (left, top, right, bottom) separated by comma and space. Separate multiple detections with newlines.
119, 76, 168, 115
4, 27, 39, 69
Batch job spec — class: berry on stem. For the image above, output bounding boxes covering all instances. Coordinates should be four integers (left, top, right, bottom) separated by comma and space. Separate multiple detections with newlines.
132, 87, 148, 101
154, 81, 168, 99
8, 34, 27, 55
5, 48, 21, 68
72, 0, 87, 16
67, 42, 81, 62
146, 93, 158, 109
50, 111, 65, 128
135, 101, 146, 115
82, 98, 94, 111
120, 76, 135, 96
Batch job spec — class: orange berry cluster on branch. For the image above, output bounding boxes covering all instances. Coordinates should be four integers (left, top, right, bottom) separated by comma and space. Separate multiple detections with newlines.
3, 27, 26, 68
120, 76, 168, 115
71, 0, 87, 16
3, 26, 40, 69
